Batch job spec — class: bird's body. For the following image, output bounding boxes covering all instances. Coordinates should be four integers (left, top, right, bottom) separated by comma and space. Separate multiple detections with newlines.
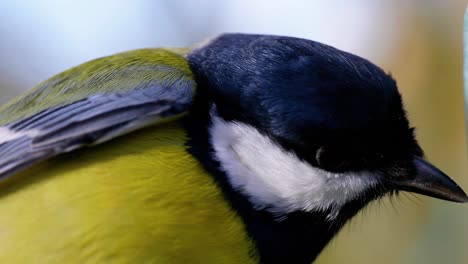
0, 33, 466, 264
0, 121, 256, 263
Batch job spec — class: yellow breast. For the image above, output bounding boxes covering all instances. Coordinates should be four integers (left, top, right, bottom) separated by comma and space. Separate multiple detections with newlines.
0, 121, 257, 263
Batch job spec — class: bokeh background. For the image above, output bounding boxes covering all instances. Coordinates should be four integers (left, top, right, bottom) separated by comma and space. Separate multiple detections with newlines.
0, 0, 467, 263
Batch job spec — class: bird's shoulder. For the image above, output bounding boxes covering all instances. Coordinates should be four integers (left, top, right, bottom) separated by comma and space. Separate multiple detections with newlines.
0, 48, 193, 125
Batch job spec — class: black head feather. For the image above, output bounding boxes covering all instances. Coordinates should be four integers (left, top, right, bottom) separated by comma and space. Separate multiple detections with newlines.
188, 34, 421, 174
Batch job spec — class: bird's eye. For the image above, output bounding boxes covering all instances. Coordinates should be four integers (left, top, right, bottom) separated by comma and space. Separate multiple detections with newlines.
315, 146, 326, 167
315, 146, 351, 172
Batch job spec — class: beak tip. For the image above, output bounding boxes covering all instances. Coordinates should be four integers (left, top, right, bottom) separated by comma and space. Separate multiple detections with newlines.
431, 185, 468, 203
458, 194, 468, 203
449, 185, 468, 203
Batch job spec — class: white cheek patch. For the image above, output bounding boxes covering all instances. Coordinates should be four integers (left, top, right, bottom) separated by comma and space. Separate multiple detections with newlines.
209, 113, 380, 218
0, 127, 38, 145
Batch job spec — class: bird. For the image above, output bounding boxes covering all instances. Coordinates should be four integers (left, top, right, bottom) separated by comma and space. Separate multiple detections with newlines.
0, 33, 466, 264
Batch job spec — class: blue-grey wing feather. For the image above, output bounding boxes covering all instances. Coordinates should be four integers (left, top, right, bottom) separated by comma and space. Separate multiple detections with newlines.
0, 80, 194, 179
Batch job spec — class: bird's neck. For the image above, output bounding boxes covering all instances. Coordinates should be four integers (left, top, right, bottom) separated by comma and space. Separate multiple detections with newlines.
183, 109, 378, 263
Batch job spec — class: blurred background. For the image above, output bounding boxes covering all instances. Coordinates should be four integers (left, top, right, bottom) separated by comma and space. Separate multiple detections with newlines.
0, 0, 467, 263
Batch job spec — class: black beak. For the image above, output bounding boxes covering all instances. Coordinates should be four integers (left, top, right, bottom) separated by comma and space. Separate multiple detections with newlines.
395, 157, 468, 203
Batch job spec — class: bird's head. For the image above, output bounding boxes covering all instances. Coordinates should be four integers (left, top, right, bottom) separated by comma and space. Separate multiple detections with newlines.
186, 33, 467, 261
188, 34, 467, 217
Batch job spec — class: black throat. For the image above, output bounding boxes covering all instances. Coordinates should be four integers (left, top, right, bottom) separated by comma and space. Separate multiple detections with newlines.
183, 95, 382, 264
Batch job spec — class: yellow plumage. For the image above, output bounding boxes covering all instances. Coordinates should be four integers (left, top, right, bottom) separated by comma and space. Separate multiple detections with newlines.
0, 121, 257, 263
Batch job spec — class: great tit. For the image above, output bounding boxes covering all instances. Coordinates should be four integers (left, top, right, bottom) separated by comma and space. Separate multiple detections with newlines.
0, 33, 466, 264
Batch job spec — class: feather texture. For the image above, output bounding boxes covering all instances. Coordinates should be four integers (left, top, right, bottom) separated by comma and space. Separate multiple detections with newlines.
0, 48, 195, 179
0, 122, 257, 263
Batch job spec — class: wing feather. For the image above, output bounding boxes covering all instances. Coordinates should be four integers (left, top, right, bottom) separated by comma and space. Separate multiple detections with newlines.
0, 48, 195, 179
